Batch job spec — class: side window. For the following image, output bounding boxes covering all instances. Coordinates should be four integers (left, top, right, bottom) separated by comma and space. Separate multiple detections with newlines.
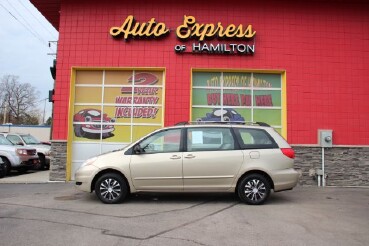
187, 128, 235, 151
6, 135, 22, 145
237, 128, 277, 149
139, 129, 181, 154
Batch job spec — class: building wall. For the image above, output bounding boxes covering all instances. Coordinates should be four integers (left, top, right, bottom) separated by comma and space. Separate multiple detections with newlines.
53, 0, 369, 145
0, 125, 51, 142
49, 0, 369, 182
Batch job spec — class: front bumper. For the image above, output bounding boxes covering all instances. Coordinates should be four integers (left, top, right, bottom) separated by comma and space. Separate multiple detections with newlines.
75, 164, 100, 192
272, 168, 300, 192
21, 158, 40, 168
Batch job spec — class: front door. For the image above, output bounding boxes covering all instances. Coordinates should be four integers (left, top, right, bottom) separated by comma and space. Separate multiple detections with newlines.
129, 128, 183, 191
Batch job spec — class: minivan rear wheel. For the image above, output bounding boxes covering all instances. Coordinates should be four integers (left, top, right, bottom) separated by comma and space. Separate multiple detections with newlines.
95, 173, 127, 204
238, 173, 271, 205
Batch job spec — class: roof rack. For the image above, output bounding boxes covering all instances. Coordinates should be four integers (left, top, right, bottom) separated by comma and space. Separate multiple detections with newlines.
174, 121, 270, 127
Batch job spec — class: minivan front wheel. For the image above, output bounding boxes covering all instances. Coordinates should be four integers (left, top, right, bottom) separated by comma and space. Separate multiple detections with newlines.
95, 173, 127, 204
238, 174, 271, 205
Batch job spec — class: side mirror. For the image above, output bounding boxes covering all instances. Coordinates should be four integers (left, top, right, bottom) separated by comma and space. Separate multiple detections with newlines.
133, 145, 142, 154
17, 142, 24, 146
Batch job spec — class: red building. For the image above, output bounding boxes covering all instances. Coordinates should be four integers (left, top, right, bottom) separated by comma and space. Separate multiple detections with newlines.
31, 0, 369, 185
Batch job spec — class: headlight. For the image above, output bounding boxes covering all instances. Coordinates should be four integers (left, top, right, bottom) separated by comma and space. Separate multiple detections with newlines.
81, 157, 98, 168
16, 149, 28, 156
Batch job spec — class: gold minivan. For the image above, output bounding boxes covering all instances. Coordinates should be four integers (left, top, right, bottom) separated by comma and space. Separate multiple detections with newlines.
75, 123, 299, 205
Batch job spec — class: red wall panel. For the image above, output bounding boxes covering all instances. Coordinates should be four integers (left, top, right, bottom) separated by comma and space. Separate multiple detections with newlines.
53, 0, 369, 145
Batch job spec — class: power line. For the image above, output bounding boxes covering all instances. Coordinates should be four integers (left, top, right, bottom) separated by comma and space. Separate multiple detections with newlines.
0, 1, 57, 53
17, 0, 57, 40
4, 0, 47, 45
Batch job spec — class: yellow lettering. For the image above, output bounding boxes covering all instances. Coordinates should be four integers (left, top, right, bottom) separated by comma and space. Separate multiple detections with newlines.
110, 15, 169, 40
243, 25, 256, 38
224, 24, 237, 37
207, 76, 219, 87
176, 15, 256, 41
176, 15, 196, 39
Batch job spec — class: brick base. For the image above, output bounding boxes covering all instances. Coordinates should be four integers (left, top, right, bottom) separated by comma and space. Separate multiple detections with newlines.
49, 140, 67, 181
293, 146, 369, 186
47, 142, 369, 186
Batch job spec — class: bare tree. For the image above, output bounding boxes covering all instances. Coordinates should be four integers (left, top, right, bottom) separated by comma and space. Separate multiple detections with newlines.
0, 75, 40, 124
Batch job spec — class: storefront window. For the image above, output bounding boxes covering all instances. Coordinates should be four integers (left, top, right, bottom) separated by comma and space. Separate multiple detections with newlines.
73, 69, 164, 144
191, 71, 284, 134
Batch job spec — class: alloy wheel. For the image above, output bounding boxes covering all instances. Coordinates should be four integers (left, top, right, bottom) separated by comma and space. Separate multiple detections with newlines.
99, 178, 122, 201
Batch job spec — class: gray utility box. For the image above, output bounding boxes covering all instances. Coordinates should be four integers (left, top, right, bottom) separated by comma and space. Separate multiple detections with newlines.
318, 129, 333, 148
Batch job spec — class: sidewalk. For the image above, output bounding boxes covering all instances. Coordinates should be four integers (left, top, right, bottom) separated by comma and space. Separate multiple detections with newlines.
0, 170, 52, 184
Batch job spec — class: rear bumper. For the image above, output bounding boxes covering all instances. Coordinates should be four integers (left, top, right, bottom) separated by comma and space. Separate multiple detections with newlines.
272, 168, 299, 192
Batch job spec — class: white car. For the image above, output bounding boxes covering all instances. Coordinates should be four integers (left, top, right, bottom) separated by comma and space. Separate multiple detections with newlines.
4, 133, 51, 170
76, 122, 299, 205
0, 135, 39, 175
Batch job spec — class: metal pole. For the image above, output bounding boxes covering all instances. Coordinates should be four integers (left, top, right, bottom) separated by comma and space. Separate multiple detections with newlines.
322, 147, 326, 187
43, 98, 46, 124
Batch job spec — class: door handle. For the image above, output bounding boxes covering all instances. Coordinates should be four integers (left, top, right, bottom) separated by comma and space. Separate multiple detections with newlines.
170, 155, 181, 159
184, 154, 195, 159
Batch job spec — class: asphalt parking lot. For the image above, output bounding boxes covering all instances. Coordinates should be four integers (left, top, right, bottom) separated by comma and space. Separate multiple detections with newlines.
0, 182, 368, 246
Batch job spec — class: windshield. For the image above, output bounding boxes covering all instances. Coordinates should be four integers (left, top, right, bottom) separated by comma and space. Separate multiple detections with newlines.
0, 135, 14, 145
21, 135, 41, 144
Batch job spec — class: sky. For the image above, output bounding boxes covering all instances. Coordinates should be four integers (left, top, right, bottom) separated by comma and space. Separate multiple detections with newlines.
0, 0, 58, 123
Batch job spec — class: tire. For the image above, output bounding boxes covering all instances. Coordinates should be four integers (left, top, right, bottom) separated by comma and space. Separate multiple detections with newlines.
237, 173, 271, 205
2, 158, 11, 176
38, 154, 46, 170
0, 164, 5, 178
94, 173, 128, 204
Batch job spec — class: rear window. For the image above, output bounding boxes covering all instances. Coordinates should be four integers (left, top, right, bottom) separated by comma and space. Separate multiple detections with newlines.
235, 128, 278, 149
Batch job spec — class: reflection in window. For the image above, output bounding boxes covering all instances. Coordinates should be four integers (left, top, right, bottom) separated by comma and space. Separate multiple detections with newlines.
237, 129, 276, 149
187, 128, 234, 151
139, 129, 181, 153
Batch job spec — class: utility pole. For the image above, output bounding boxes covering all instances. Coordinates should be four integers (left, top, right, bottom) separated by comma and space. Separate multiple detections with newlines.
3, 103, 7, 124
43, 98, 46, 124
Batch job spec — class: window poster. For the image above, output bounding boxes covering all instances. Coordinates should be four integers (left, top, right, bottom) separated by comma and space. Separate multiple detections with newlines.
191, 71, 283, 134
72, 69, 164, 143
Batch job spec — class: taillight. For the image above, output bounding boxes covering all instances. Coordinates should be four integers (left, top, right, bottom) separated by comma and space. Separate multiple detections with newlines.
281, 148, 295, 159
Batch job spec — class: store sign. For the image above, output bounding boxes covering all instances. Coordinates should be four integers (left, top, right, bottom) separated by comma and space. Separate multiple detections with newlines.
110, 15, 256, 55
110, 15, 169, 39
176, 15, 255, 41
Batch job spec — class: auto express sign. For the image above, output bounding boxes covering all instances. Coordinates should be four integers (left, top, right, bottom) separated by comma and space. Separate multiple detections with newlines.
110, 15, 256, 55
